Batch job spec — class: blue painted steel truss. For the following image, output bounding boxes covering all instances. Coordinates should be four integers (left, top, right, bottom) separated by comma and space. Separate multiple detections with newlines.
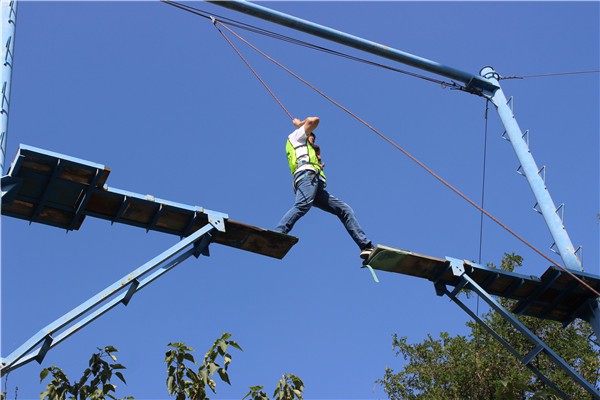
2, 144, 297, 259
439, 257, 599, 399
366, 245, 600, 398
0, 217, 223, 376
202, 4, 599, 394
0, 144, 299, 375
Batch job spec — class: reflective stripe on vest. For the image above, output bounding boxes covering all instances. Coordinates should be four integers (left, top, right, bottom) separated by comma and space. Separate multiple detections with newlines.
285, 138, 326, 181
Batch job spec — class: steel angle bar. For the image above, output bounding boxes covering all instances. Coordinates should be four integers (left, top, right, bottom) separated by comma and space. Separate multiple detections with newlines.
512, 269, 561, 315
182, 211, 198, 238
68, 168, 103, 230
539, 279, 580, 319
147, 203, 163, 232
30, 159, 61, 221
3, 245, 200, 374
0, 221, 219, 376
112, 195, 129, 224
504, 278, 526, 299
480, 272, 500, 290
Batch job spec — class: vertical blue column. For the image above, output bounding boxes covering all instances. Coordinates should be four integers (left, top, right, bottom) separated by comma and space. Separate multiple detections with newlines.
1, 0, 17, 363
1, 0, 17, 174
480, 67, 582, 272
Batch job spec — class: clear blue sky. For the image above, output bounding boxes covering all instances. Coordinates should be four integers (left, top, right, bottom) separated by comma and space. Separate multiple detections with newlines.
3, 1, 598, 399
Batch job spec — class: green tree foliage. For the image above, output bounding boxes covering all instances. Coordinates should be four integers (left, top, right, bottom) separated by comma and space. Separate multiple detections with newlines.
164, 333, 242, 399
39, 346, 132, 400
379, 253, 600, 399
164, 334, 304, 400
35, 334, 304, 400
242, 375, 304, 400
272, 374, 304, 400
242, 385, 270, 400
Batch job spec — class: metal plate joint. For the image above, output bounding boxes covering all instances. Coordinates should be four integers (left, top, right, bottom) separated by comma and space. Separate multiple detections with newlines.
1, 175, 22, 204
206, 209, 228, 233
445, 256, 465, 277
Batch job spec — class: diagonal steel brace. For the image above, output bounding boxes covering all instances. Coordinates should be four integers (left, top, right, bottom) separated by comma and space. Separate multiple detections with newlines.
0, 217, 224, 376
440, 257, 600, 399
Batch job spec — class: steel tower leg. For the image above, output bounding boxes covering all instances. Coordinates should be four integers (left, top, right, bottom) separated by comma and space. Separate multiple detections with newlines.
1, 0, 18, 371
480, 67, 582, 273
480, 67, 599, 341
1, 0, 16, 174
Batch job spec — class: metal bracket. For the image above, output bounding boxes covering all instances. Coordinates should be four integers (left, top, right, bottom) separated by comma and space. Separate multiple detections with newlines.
538, 165, 546, 185
34, 335, 53, 364
445, 256, 465, 277
506, 96, 514, 114
8, 0, 17, 21
121, 279, 140, 306
193, 230, 214, 258
575, 246, 583, 268
1, 174, 21, 204
555, 203, 565, 225
1, 81, 8, 112
4, 36, 13, 68
206, 209, 228, 233
434, 281, 446, 297
481, 68, 500, 81
522, 129, 530, 148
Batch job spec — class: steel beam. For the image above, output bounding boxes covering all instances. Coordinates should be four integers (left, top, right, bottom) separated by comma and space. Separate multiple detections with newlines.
206, 0, 497, 94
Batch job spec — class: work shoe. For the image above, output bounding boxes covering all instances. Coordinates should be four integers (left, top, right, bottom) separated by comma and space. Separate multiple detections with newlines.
359, 244, 374, 260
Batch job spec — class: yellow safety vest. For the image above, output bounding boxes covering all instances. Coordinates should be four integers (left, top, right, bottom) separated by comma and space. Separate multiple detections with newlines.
285, 138, 326, 182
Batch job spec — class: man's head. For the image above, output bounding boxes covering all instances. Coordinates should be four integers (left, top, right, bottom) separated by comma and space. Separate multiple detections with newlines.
308, 132, 316, 145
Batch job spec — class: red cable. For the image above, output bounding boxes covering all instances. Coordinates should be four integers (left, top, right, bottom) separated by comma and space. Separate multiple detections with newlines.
213, 19, 293, 121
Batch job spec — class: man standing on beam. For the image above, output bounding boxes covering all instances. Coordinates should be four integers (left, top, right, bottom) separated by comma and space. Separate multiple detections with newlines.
275, 116, 374, 259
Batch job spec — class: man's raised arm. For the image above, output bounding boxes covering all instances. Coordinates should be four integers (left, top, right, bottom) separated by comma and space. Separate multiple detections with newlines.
293, 116, 320, 135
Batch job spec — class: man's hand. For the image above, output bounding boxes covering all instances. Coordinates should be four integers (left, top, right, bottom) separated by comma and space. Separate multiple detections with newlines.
293, 116, 319, 134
